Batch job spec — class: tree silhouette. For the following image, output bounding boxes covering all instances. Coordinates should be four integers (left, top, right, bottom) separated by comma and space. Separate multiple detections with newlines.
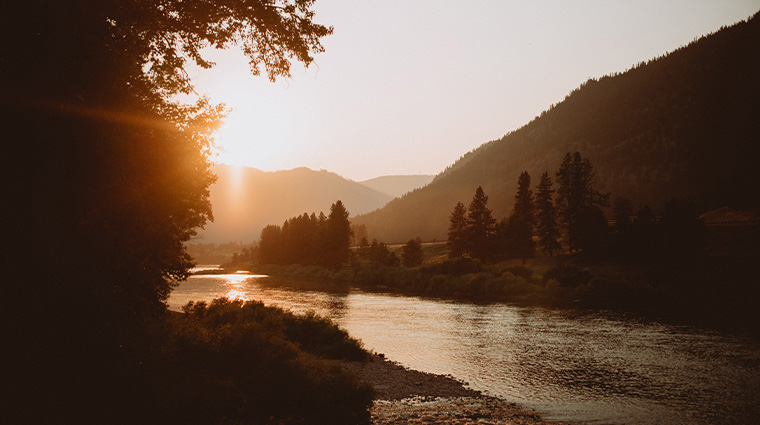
258, 224, 284, 265
447, 202, 468, 258
4, 2, 332, 422
365, 239, 398, 266
7, 0, 331, 316
556, 152, 610, 252
321, 200, 352, 270
503, 172, 535, 263
402, 238, 424, 267
535, 172, 562, 256
465, 186, 497, 260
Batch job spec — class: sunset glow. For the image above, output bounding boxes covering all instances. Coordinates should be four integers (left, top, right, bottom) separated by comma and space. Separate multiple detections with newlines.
190, 1, 759, 181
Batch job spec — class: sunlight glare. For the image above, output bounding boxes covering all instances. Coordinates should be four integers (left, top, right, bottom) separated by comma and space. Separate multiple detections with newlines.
223, 273, 266, 302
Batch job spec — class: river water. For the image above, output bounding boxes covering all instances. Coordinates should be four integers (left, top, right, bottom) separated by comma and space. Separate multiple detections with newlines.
168, 273, 760, 424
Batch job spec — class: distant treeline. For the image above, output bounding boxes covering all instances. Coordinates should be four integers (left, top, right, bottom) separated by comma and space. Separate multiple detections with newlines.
446, 152, 704, 264
233, 200, 353, 271
234, 201, 426, 271
235, 152, 705, 272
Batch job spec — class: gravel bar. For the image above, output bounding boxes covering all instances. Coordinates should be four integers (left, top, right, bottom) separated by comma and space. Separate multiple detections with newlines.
342, 355, 571, 425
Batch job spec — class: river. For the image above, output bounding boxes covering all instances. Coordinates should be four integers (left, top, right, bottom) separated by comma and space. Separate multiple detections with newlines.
168, 272, 760, 424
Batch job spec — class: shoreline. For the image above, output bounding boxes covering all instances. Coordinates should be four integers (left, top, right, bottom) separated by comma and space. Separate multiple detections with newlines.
343, 355, 570, 425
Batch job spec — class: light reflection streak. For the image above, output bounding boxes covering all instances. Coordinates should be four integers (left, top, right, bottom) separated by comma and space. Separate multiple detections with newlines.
222, 273, 264, 301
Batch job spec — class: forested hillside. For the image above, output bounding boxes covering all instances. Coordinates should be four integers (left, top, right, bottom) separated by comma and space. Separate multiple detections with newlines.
200, 164, 392, 243
353, 12, 760, 243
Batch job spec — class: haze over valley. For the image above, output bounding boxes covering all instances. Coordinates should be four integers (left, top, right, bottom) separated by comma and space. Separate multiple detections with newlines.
197, 164, 433, 243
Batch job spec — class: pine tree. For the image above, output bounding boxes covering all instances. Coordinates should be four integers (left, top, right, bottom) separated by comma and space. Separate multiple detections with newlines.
555, 152, 573, 233
535, 172, 562, 256
447, 202, 468, 258
505, 172, 535, 262
465, 186, 497, 260
513, 171, 535, 225
555, 152, 609, 253
322, 200, 352, 270
258, 224, 283, 265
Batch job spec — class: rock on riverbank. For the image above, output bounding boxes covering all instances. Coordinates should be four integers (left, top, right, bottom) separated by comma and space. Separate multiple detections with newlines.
342, 355, 568, 425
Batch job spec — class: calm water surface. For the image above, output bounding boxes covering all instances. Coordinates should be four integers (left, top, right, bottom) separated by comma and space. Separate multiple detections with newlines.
169, 273, 760, 425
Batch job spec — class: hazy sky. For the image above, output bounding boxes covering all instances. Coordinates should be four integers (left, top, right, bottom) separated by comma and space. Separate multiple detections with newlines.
189, 1, 759, 182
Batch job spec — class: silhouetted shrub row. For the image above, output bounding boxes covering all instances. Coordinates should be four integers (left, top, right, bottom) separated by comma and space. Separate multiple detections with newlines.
158, 298, 373, 424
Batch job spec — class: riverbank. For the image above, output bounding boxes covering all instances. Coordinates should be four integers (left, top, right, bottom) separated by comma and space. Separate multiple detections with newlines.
248, 251, 760, 336
343, 355, 568, 425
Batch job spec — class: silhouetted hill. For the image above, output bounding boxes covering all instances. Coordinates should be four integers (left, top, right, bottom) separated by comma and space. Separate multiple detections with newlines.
353, 13, 760, 243
358, 175, 435, 198
199, 164, 392, 243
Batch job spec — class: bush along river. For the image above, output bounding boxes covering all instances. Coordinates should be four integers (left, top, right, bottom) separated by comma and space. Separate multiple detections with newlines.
169, 271, 760, 425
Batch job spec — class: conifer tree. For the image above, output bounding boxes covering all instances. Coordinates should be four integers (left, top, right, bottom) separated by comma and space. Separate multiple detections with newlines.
504, 172, 535, 262
555, 152, 609, 252
447, 202, 468, 258
258, 225, 283, 265
322, 200, 352, 270
513, 171, 535, 225
535, 172, 562, 256
555, 152, 573, 232
465, 186, 497, 260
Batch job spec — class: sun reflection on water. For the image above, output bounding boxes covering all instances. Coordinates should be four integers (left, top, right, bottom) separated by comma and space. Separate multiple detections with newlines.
223, 273, 265, 301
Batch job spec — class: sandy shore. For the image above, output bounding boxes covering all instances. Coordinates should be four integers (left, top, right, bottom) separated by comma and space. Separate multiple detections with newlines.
342, 355, 569, 425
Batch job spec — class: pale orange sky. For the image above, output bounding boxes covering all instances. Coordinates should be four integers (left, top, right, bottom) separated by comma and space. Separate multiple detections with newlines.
187, 1, 759, 182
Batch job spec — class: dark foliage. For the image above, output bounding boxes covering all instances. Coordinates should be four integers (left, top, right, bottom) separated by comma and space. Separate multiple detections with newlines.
535, 172, 562, 256
402, 237, 424, 267
499, 171, 536, 262
610, 198, 706, 263
447, 201, 469, 258
4, 1, 334, 422
361, 239, 400, 267
419, 257, 482, 276
556, 152, 610, 253
542, 264, 593, 288
465, 186, 498, 260
323, 200, 353, 270
164, 298, 372, 424
254, 201, 353, 270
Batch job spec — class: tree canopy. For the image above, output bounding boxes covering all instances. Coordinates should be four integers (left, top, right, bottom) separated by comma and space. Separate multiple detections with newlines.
4, 1, 333, 422
465, 186, 497, 260
535, 172, 562, 256
503, 172, 536, 262
6, 0, 332, 317
447, 202, 468, 258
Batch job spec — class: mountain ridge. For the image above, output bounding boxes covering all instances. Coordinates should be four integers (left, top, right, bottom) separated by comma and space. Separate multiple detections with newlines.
358, 175, 435, 199
352, 12, 760, 243
198, 164, 393, 243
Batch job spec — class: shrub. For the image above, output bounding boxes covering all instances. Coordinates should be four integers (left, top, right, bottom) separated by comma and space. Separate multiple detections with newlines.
169, 298, 374, 424
502, 265, 534, 280
420, 257, 481, 276
542, 264, 592, 287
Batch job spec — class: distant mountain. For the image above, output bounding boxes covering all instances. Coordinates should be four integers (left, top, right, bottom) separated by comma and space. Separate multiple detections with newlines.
198, 164, 392, 243
353, 12, 760, 243
358, 175, 435, 199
